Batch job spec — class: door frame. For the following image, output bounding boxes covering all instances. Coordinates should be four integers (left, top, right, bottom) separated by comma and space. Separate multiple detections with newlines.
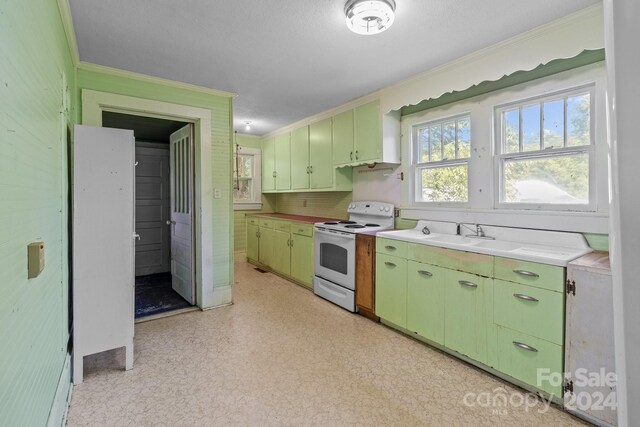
82, 89, 213, 309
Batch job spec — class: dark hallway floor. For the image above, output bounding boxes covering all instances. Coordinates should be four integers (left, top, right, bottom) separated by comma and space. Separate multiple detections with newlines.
135, 272, 191, 319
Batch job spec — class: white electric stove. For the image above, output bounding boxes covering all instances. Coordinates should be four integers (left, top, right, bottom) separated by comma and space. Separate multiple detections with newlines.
313, 201, 395, 312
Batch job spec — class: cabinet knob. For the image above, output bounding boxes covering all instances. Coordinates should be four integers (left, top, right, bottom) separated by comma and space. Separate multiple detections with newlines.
350, 152, 353, 161
355, 150, 359, 160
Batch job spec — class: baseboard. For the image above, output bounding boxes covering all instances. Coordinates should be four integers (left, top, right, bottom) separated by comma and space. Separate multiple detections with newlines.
234, 251, 246, 263
47, 353, 73, 427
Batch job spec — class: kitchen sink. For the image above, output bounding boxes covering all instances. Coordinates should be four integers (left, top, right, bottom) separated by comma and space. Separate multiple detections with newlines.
426, 234, 476, 245
470, 240, 522, 251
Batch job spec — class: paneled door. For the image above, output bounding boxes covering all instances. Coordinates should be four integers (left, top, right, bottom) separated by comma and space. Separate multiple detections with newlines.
169, 124, 195, 304
135, 146, 170, 276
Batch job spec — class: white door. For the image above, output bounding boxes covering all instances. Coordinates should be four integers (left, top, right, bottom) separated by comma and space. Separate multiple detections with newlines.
73, 125, 135, 383
169, 124, 195, 304
135, 146, 171, 276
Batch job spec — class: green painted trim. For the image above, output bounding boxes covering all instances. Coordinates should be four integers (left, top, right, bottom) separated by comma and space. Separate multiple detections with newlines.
56, 0, 80, 66
584, 233, 609, 252
77, 62, 237, 99
401, 49, 605, 117
46, 354, 72, 427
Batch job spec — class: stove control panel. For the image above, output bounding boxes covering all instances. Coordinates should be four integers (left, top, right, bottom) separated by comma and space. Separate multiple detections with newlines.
347, 201, 395, 217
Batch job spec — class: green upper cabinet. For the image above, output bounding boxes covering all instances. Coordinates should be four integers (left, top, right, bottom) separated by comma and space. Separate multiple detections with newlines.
309, 118, 334, 189
274, 133, 291, 190
290, 126, 310, 190
332, 110, 354, 166
354, 101, 381, 163
262, 137, 276, 192
330, 100, 400, 167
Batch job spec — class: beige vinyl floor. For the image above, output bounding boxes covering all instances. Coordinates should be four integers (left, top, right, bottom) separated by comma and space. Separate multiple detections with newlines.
66, 261, 585, 426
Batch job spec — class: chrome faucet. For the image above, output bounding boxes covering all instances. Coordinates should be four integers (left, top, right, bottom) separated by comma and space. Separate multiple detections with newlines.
462, 224, 495, 240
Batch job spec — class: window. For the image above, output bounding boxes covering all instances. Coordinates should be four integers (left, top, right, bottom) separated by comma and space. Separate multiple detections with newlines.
233, 146, 261, 210
413, 114, 470, 203
496, 86, 594, 210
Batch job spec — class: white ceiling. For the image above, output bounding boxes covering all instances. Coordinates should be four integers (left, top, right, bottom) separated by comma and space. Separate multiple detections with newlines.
69, 0, 600, 135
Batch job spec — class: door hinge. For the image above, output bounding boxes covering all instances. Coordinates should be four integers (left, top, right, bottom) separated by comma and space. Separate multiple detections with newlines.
563, 379, 574, 395
566, 279, 576, 296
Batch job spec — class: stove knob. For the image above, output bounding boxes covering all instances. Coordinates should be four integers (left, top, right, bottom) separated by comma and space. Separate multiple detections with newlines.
379, 206, 384, 211
384, 207, 390, 212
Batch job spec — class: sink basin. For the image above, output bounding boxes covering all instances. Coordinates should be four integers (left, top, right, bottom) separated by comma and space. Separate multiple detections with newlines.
426, 235, 475, 245
471, 240, 522, 251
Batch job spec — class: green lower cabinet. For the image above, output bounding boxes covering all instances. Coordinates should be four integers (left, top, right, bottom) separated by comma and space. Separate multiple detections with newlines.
496, 326, 563, 397
375, 253, 407, 328
271, 229, 291, 275
290, 233, 314, 288
444, 270, 492, 365
247, 224, 259, 262
259, 228, 274, 267
407, 261, 445, 345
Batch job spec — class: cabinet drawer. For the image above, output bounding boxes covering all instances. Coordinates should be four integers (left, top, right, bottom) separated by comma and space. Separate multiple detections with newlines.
292, 223, 313, 237
408, 243, 493, 277
247, 216, 260, 226
494, 280, 564, 345
274, 221, 291, 233
494, 257, 564, 292
259, 218, 273, 229
496, 326, 563, 396
376, 238, 407, 258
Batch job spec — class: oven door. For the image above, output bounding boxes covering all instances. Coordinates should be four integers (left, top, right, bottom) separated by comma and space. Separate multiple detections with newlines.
314, 228, 356, 290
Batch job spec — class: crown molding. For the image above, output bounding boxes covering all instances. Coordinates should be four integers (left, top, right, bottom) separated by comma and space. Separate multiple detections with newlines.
56, 0, 80, 66
77, 62, 237, 99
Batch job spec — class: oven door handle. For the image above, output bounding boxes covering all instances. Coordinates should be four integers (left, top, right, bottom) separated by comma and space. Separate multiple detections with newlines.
314, 228, 356, 239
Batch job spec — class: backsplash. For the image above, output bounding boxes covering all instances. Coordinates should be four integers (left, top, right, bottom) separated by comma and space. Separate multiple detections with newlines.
275, 192, 352, 219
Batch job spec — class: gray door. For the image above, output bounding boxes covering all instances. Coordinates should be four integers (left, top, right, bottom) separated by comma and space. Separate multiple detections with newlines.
169, 124, 195, 304
135, 146, 171, 276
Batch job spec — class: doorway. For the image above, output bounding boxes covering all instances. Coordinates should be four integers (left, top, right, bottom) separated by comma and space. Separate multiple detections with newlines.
102, 112, 196, 319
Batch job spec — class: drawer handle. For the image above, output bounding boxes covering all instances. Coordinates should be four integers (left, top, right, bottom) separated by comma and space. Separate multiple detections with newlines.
458, 280, 478, 288
513, 341, 538, 353
299, 229, 304, 233
513, 269, 539, 278
513, 293, 539, 302
384, 261, 397, 268
385, 245, 397, 251
418, 270, 433, 277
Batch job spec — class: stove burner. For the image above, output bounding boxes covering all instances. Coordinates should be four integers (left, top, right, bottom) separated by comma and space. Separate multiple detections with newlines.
365, 223, 380, 227
339, 220, 357, 224
323, 222, 339, 225
345, 224, 365, 229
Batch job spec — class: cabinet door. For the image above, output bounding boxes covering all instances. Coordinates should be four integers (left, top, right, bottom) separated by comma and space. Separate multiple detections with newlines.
259, 227, 273, 267
355, 234, 375, 311
290, 233, 313, 288
444, 270, 491, 364
290, 126, 310, 190
309, 118, 333, 189
247, 223, 259, 262
262, 138, 276, 192
354, 100, 380, 163
375, 253, 407, 328
274, 133, 291, 190
271, 229, 291, 275
332, 110, 354, 166
407, 261, 445, 345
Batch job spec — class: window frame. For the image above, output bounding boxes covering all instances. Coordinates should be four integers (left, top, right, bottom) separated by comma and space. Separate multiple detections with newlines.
411, 112, 472, 206
494, 84, 596, 212
233, 146, 262, 210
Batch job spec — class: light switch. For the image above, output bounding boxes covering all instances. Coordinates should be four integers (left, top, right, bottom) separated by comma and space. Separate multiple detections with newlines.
28, 241, 44, 279
214, 188, 222, 199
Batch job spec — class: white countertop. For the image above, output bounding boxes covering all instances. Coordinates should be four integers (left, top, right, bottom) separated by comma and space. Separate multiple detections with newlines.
377, 221, 592, 266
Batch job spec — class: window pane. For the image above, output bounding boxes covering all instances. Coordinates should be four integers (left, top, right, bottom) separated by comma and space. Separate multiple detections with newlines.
457, 118, 471, 158
543, 100, 564, 149
503, 109, 520, 153
417, 128, 429, 163
442, 122, 456, 160
233, 179, 252, 201
419, 165, 468, 202
430, 125, 442, 162
236, 154, 253, 178
521, 104, 541, 151
502, 152, 589, 204
567, 93, 590, 147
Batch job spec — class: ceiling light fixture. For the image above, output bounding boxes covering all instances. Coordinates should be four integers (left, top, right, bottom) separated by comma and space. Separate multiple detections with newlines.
345, 0, 396, 35
244, 121, 252, 132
